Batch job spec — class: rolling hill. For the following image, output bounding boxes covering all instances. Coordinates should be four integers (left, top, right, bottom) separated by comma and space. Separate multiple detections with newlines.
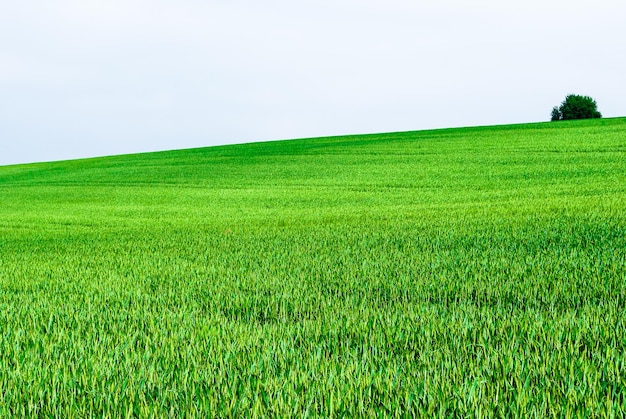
1, 118, 625, 416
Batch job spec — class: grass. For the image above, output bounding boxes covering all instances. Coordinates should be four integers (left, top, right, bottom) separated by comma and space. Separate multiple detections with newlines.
0, 117, 625, 416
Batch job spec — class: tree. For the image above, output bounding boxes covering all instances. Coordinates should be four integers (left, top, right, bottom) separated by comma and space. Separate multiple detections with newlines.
551, 94, 602, 121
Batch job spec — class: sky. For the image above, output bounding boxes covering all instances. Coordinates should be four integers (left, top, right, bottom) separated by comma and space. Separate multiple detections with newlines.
1, 0, 625, 166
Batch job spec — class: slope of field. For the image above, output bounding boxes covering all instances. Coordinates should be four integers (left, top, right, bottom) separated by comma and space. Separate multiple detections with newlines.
1, 118, 625, 416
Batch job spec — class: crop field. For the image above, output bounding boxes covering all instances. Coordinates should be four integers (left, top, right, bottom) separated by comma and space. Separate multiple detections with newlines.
1, 118, 625, 416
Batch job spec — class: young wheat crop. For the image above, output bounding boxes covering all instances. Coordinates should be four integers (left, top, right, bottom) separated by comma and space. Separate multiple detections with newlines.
0, 118, 625, 416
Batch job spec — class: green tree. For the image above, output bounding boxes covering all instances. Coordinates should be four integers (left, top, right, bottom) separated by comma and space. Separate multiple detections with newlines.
551, 94, 602, 121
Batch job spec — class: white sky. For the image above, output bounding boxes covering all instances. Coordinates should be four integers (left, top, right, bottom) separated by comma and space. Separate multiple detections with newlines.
1, 1, 624, 165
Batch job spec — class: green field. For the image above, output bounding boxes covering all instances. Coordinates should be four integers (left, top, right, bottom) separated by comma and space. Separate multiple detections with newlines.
1, 118, 625, 416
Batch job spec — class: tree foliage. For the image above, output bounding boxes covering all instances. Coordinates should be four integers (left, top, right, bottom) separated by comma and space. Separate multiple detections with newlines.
551, 94, 602, 121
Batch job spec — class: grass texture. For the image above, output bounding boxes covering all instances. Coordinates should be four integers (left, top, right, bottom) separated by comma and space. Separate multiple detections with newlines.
1, 118, 625, 417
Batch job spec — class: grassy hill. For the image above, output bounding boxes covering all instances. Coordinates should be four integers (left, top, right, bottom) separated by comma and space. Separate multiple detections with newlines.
1, 118, 625, 416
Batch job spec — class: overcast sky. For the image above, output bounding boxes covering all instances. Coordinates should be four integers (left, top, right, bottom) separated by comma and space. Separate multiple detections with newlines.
1, 1, 624, 166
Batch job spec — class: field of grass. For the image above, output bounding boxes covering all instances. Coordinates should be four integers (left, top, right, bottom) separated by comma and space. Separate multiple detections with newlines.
1, 118, 625, 416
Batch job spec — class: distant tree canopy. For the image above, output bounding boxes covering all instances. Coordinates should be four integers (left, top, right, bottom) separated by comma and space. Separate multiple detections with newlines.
551, 94, 602, 121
